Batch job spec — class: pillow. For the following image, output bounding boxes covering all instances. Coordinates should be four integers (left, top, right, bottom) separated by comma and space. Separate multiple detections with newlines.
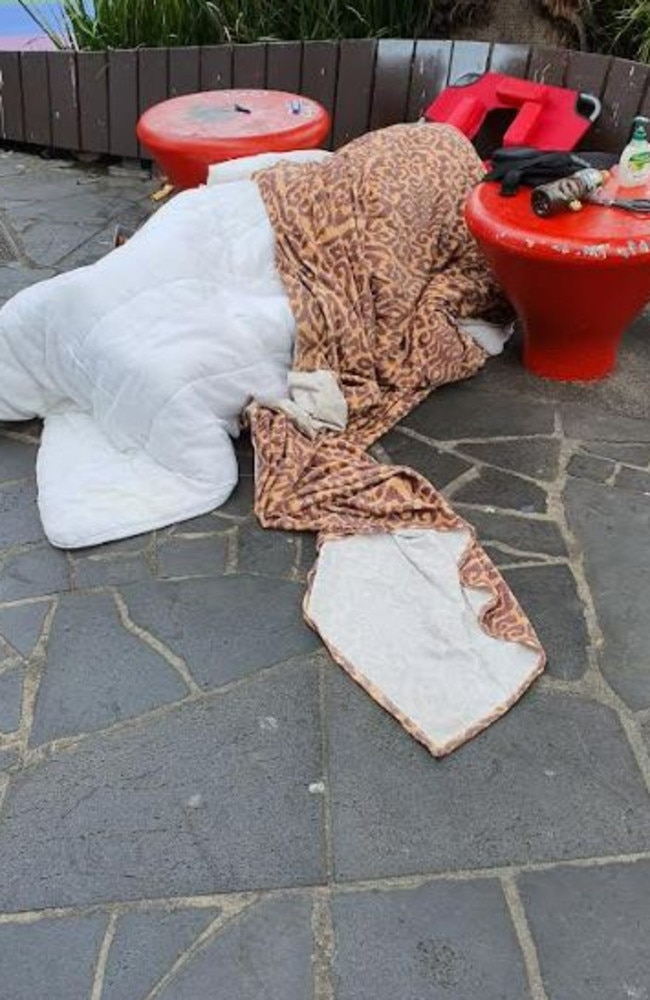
207, 148, 333, 186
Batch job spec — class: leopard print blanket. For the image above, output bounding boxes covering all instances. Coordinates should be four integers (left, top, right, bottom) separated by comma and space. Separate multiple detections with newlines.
250, 124, 544, 754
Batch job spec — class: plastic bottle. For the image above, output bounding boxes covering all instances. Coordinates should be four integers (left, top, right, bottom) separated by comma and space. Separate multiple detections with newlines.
618, 116, 650, 188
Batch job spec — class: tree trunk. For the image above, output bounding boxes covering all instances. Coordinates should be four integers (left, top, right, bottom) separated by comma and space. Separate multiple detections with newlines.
448, 0, 586, 49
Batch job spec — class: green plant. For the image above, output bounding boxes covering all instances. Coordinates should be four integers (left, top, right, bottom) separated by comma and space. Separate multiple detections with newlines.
18, 0, 442, 50
589, 0, 650, 61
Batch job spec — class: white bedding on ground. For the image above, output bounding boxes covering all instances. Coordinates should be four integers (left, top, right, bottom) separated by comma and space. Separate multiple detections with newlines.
0, 150, 509, 550
0, 175, 297, 548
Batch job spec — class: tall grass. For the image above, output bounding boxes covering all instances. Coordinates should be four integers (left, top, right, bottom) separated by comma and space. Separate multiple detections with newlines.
18, 0, 441, 50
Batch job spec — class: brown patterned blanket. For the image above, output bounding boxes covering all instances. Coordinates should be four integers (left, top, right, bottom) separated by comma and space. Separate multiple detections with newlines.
251, 124, 544, 756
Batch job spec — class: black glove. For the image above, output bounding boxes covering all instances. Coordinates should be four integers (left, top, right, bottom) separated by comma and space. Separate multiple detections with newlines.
484, 147, 617, 196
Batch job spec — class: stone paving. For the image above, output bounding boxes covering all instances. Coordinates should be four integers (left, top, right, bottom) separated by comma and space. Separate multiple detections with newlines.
1, 148, 650, 999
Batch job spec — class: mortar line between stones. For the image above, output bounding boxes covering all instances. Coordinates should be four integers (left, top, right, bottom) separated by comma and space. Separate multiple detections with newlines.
318, 658, 335, 883
501, 874, 549, 1000
110, 588, 202, 695
311, 888, 335, 1000
89, 910, 118, 1000
395, 426, 557, 447
440, 465, 480, 499
3, 849, 650, 926
6, 599, 58, 782
142, 897, 258, 1000
23, 650, 323, 768
553, 418, 650, 798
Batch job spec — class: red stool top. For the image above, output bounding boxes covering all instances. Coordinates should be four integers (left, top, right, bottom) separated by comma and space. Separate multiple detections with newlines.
466, 171, 650, 264
137, 89, 331, 161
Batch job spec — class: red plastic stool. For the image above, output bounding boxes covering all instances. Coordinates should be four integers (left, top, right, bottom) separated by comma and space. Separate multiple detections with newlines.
465, 172, 650, 381
137, 89, 331, 189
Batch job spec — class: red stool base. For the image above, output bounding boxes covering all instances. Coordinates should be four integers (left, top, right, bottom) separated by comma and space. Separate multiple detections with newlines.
466, 177, 650, 382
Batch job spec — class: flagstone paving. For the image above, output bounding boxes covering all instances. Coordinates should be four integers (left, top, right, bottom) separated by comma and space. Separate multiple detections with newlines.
1, 148, 650, 999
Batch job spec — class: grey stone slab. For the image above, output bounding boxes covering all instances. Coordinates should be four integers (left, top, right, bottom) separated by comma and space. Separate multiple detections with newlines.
31, 592, 188, 745
0, 264, 55, 304
453, 467, 547, 514
567, 452, 616, 484
237, 523, 296, 577
20, 220, 107, 268
0, 746, 20, 771
157, 897, 313, 1000
157, 535, 228, 579
173, 514, 223, 535
615, 466, 650, 494
0, 480, 44, 547
0, 418, 42, 442
0, 435, 38, 480
104, 909, 220, 1000
565, 478, 650, 709
218, 473, 254, 519
73, 553, 153, 587
380, 431, 471, 488
503, 566, 590, 680
0, 600, 50, 656
0, 546, 70, 601
121, 575, 319, 691
519, 861, 650, 1000
332, 880, 531, 1000
326, 673, 650, 881
77, 534, 152, 557
404, 384, 555, 440
5, 188, 128, 225
459, 438, 561, 481
0, 666, 23, 732
458, 507, 567, 557
0, 914, 107, 1000
0, 659, 324, 910
561, 404, 650, 443
583, 441, 650, 465
483, 545, 545, 567
297, 532, 318, 579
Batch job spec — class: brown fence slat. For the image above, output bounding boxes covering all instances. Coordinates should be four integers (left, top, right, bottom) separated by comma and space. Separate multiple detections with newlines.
267, 42, 302, 93
370, 38, 414, 130
233, 43, 267, 89
301, 41, 338, 147
527, 46, 567, 86
200, 45, 233, 91
47, 51, 79, 151
489, 43, 530, 79
138, 48, 168, 157
407, 39, 452, 120
77, 51, 109, 153
564, 51, 611, 101
448, 40, 491, 85
332, 39, 376, 148
169, 46, 200, 97
108, 49, 138, 158
0, 51, 24, 142
592, 58, 648, 151
564, 51, 612, 151
21, 52, 51, 147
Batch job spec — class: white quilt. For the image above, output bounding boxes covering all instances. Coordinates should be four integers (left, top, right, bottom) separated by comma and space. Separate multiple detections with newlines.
0, 150, 508, 551
0, 166, 302, 548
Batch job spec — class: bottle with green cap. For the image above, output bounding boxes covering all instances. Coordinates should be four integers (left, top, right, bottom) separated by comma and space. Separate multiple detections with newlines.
618, 116, 650, 188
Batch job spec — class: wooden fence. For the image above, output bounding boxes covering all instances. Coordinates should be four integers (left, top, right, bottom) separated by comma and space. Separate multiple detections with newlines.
0, 39, 648, 159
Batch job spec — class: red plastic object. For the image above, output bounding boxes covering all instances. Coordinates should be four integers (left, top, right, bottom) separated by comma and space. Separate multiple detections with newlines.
137, 89, 331, 189
425, 72, 600, 151
465, 171, 650, 381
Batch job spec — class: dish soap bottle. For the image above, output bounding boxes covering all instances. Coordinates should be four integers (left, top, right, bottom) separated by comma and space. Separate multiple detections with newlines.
618, 116, 650, 188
